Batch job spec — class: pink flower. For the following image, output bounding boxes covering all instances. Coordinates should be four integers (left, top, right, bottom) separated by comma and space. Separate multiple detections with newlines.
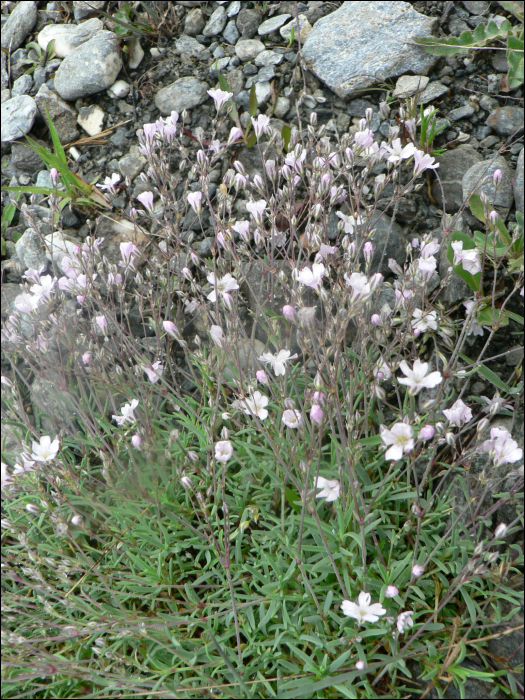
380, 423, 414, 461
385, 585, 398, 598
207, 88, 233, 110
315, 244, 338, 263
282, 409, 303, 428
418, 255, 437, 281
137, 191, 154, 212
345, 272, 372, 302
237, 391, 269, 420
413, 149, 439, 176
463, 300, 484, 336
336, 211, 362, 235
355, 660, 366, 671
141, 361, 163, 383
310, 404, 324, 424
354, 128, 374, 149
209, 325, 224, 347
131, 434, 142, 448
14, 292, 41, 314
371, 314, 381, 325
119, 241, 139, 269
228, 126, 243, 145
163, 320, 181, 340
187, 191, 203, 214
256, 369, 269, 384
215, 440, 233, 462
480, 427, 523, 466
296, 263, 326, 291
412, 564, 425, 578
411, 309, 438, 333
419, 425, 434, 441
50, 168, 59, 186
282, 305, 295, 320
443, 399, 472, 427
82, 351, 91, 365
398, 359, 442, 396
95, 315, 108, 334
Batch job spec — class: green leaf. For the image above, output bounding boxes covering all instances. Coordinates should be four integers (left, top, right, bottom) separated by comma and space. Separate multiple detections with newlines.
477, 305, 509, 328
460, 354, 513, 394
248, 82, 258, 118
246, 131, 257, 148
507, 311, 524, 325
507, 31, 524, 89
447, 231, 482, 293
217, 71, 229, 92
498, 1, 525, 23
282, 124, 291, 151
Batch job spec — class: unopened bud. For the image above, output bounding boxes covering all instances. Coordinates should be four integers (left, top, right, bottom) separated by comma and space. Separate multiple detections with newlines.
492, 169, 502, 187
494, 523, 508, 539
310, 111, 317, 125
221, 426, 229, 440
488, 210, 498, 227
365, 107, 374, 123
379, 102, 390, 120
445, 432, 455, 447
474, 542, 484, 557
369, 272, 383, 291
477, 417, 490, 434
371, 313, 381, 325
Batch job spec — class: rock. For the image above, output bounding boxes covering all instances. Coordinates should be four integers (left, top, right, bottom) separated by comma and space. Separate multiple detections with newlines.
1, 283, 22, 319
35, 84, 80, 143
449, 104, 476, 121
107, 79, 130, 99
175, 35, 206, 56
73, 0, 107, 21
280, 14, 312, 42
486, 107, 524, 137
235, 39, 265, 62
417, 81, 449, 104
491, 51, 509, 73
236, 8, 262, 38
514, 148, 523, 214
15, 227, 48, 271
119, 146, 147, 180
37, 18, 103, 57
347, 98, 376, 117
1, 1, 37, 52
1, 89, 10, 104
203, 6, 227, 37
255, 65, 276, 83
255, 81, 271, 106
31, 376, 79, 435
44, 230, 80, 273
22, 205, 54, 236
127, 37, 144, 69
225, 68, 245, 97
77, 104, 105, 136
431, 144, 483, 213
462, 155, 514, 218
223, 19, 240, 44
448, 17, 469, 36
154, 76, 209, 115
273, 96, 291, 119
11, 141, 44, 176
184, 8, 205, 37
1, 52, 7, 90
54, 31, 122, 101
437, 213, 472, 304
393, 74, 429, 98
11, 74, 33, 97
506, 346, 524, 366
302, 1, 438, 99
365, 210, 407, 277
1, 95, 37, 142
194, 236, 215, 257
258, 14, 291, 35
227, 1, 241, 17
209, 56, 230, 78
462, 1, 490, 13
255, 50, 283, 67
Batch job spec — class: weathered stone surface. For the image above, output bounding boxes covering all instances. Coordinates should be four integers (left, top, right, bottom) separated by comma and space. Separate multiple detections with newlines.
184, 8, 205, 37
258, 14, 291, 35
302, 1, 438, 98
236, 8, 262, 38
154, 77, 209, 115
175, 35, 206, 56
11, 74, 33, 97
15, 227, 48, 271
203, 6, 227, 37
431, 144, 483, 213
393, 74, 429, 98
486, 107, 524, 137
1, 95, 37, 142
54, 31, 122, 101
417, 81, 449, 104
1, 1, 37, 52
119, 146, 147, 181
363, 210, 407, 277
280, 15, 312, 42
73, 0, 106, 21
37, 18, 103, 57
11, 141, 44, 176
462, 155, 514, 218
35, 84, 80, 144
77, 104, 105, 136
235, 39, 265, 62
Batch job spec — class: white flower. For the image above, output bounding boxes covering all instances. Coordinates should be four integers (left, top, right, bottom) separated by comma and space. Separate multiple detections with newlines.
480, 393, 508, 415
380, 423, 414, 461
258, 349, 298, 376
207, 88, 233, 110
30, 275, 56, 300
341, 591, 387, 623
282, 409, 303, 428
284, 147, 307, 169
411, 309, 438, 333
215, 440, 233, 463
141, 361, 163, 383
451, 240, 481, 274
315, 244, 338, 262
246, 200, 267, 224
296, 263, 326, 291
417, 255, 437, 281
238, 391, 269, 420
396, 611, 414, 633
463, 300, 484, 336
210, 325, 224, 347
31, 435, 60, 463
206, 272, 239, 302
112, 399, 139, 426
344, 272, 371, 302
443, 399, 472, 427
314, 476, 340, 502
99, 173, 121, 191
481, 427, 523, 466
14, 292, 42, 314
413, 149, 439, 176
373, 361, 392, 381
382, 138, 416, 163
187, 191, 203, 214
420, 238, 440, 258
398, 359, 442, 396
336, 211, 362, 234
251, 114, 271, 138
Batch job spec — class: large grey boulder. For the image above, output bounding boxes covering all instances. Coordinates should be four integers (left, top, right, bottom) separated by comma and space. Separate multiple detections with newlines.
54, 31, 122, 101
431, 145, 483, 213
462, 155, 514, 219
301, 1, 438, 98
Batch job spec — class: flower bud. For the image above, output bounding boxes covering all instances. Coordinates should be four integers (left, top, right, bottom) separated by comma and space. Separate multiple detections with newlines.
50, 168, 59, 187
445, 432, 455, 447
310, 111, 317, 125
488, 210, 498, 227
419, 424, 434, 440
476, 417, 490, 434
411, 564, 425, 578
371, 314, 381, 325
492, 169, 502, 187
180, 475, 192, 489
494, 523, 507, 539
265, 159, 276, 181
71, 515, 84, 526
385, 585, 398, 598
221, 426, 229, 440
282, 305, 295, 320
379, 101, 390, 120
355, 660, 366, 671
131, 434, 142, 449
26, 503, 40, 513
310, 404, 324, 424
474, 542, 484, 557
486, 551, 499, 564
365, 107, 374, 123
363, 241, 374, 263
369, 272, 383, 292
